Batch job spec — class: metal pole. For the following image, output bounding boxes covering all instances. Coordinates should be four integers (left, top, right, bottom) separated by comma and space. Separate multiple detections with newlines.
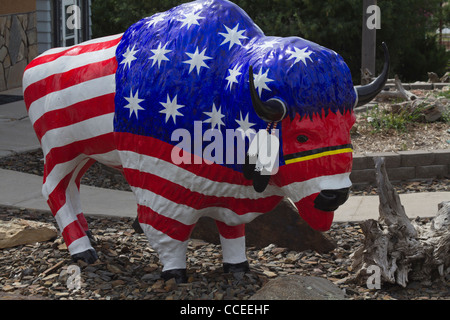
361, 0, 377, 84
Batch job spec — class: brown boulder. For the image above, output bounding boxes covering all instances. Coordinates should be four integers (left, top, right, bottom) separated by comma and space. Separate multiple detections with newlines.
250, 275, 346, 300
0, 218, 57, 249
192, 198, 337, 253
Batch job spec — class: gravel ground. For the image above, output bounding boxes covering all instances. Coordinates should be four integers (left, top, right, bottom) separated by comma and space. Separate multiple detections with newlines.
1, 206, 448, 301
0, 150, 449, 301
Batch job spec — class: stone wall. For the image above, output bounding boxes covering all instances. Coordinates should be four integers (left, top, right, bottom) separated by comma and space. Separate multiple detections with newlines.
0, 12, 38, 91
351, 149, 450, 185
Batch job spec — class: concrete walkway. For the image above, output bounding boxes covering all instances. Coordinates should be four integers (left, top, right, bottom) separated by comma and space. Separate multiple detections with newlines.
0, 87, 448, 222
0, 87, 40, 157
0, 168, 137, 218
1, 168, 447, 222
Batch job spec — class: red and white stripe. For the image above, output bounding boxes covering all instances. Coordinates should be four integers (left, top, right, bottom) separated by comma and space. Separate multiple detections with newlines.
115, 132, 351, 270
23, 34, 123, 255
115, 132, 282, 270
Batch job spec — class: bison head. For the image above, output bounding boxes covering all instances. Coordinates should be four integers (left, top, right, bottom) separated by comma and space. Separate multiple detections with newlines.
246, 42, 389, 231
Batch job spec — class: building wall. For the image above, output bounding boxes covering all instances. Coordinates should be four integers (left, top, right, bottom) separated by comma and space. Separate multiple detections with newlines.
36, 0, 53, 54
0, 0, 36, 15
0, 0, 92, 91
351, 150, 450, 185
0, 8, 38, 91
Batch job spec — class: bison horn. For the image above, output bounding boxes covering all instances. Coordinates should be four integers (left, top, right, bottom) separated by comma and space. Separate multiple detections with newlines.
249, 66, 287, 122
354, 42, 390, 107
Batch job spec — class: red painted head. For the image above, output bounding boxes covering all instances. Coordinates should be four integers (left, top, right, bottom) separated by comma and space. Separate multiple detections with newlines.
247, 42, 389, 231
274, 109, 355, 231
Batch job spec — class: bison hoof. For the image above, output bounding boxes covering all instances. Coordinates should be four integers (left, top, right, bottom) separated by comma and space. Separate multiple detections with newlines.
71, 249, 98, 264
132, 217, 144, 234
223, 261, 250, 274
161, 268, 188, 283
85, 230, 97, 244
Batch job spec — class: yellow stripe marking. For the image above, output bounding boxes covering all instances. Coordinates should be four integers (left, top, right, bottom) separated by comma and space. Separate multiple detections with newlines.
285, 148, 353, 164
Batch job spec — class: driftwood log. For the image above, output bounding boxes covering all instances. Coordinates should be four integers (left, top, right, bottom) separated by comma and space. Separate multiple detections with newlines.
377, 75, 417, 101
376, 76, 447, 122
348, 157, 450, 287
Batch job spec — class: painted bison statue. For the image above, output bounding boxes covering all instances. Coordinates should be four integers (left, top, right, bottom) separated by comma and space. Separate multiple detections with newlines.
23, 0, 389, 282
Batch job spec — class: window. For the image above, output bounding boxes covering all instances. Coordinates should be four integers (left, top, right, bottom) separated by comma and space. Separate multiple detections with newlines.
62, 0, 80, 46
52, 0, 90, 48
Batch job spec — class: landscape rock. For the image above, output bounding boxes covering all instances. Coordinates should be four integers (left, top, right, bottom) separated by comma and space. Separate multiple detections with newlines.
192, 198, 337, 253
250, 275, 347, 300
440, 72, 449, 83
428, 72, 440, 83
0, 218, 57, 249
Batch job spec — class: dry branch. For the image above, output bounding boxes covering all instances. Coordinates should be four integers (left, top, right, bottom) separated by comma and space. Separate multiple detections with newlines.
348, 157, 450, 287
377, 76, 417, 101
394, 75, 417, 101
377, 76, 448, 122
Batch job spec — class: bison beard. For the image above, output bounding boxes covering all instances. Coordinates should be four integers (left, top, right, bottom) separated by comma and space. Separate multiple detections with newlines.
296, 188, 349, 231
296, 194, 335, 231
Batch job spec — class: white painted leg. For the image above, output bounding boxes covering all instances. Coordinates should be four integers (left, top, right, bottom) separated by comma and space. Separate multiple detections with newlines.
140, 223, 188, 271
220, 235, 247, 265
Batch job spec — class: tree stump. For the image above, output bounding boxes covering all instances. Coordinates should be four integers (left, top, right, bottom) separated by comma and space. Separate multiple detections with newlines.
348, 157, 450, 287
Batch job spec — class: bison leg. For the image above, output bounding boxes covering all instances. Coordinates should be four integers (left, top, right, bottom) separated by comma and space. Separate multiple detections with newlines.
137, 211, 191, 283
215, 221, 250, 273
43, 158, 98, 263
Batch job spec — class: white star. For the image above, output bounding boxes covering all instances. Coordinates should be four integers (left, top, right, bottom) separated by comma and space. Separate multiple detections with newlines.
203, 103, 225, 130
124, 89, 145, 119
149, 42, 171, 68
120, 45, 138, 70
225, 64, 242, 90
183, 46, 213, 75
287, 47, 313, 66
145, 13, 167, 28
235, 111, 256, 139
253, 68, 274, 96
219, 23, 248, 50
159, 94, 185, 124
178, 11, 205, 30
258, 39, 279, 50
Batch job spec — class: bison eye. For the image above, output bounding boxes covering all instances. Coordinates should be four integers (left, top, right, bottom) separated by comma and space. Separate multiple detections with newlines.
297, 135, 309, 143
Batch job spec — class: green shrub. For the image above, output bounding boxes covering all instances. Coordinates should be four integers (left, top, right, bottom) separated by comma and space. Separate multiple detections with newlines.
364, 105, 407, 132
363, 103, 434, 133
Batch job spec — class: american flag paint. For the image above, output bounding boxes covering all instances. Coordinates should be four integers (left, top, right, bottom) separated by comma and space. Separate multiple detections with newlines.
24, 0, 357, 273
23, 33, 123, 256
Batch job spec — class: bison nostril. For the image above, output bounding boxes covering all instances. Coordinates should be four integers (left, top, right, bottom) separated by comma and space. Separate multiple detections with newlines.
320, 190, 339, 201
314, 188, 350, 211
